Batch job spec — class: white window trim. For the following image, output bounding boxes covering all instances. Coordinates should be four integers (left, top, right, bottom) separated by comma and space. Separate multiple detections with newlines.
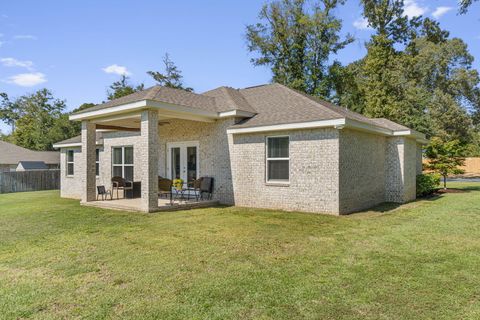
112, 146, 134, 180
265, 135, 290, 184
66, 149, 75, 177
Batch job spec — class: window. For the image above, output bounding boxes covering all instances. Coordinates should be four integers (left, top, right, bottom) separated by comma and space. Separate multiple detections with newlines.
112, 146, 134, 181
95, 149, 100, 176
266, 136, 289, 183
66, 150, 74, 176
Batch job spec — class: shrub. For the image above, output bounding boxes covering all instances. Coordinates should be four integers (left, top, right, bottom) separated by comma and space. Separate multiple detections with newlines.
416, 173, 441, 197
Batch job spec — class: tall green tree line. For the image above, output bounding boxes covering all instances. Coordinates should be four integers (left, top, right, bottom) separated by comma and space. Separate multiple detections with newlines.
246, 0, 480, 154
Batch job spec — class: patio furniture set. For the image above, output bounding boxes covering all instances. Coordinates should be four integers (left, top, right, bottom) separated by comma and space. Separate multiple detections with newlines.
96, 176, 214, 204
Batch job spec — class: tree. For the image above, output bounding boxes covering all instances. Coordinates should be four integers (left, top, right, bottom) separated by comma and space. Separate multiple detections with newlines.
245, 0, 353, 98
459, 0, 478, 14
424, 137, 466, 189
147, 53, 193, 91
360, 0, 409, 43
336, 2, 480, 142
107, 75, 144, 100
0, 92, 21, 132
7, 89, 79, 151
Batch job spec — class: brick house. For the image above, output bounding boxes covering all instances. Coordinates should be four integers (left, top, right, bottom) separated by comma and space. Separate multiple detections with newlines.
53, 83, 427, 214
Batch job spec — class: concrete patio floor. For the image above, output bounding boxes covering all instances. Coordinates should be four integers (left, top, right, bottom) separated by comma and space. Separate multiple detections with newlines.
81, 197, 219, 212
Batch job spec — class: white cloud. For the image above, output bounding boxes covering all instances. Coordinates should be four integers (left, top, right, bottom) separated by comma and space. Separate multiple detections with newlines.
404, 0, 428, 17
6, 72, 47, 87
0, 57, 34, 70
102, 64, 131, 76
13, 34, 37, 40
353, 17, 372, 30
432, 6, 453, 19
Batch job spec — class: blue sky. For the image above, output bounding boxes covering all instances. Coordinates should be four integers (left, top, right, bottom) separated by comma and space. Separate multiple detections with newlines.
0, 0, 479, 133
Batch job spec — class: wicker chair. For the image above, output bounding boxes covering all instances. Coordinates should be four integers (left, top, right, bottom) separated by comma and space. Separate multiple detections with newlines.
111, 176, 133, 199
199, 177, 214, 200
158, 177, 173, 204
186, 178, 203, 201
186, 177, 214, 201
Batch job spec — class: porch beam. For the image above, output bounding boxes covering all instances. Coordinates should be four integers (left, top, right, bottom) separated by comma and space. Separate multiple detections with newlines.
95, 124, 140, 132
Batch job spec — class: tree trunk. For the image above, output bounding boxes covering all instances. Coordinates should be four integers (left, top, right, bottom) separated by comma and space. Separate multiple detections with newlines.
443, 175, 447, 190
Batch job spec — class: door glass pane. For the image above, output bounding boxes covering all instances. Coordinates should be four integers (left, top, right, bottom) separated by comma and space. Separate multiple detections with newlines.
171, 147, 181, 179
113, 148, 122, 164
268, 160, 289, 181
124, 147, 134, 164
187, 146, 197, 183
268, 137, 289, 158
124, 166, 134, 181
113, 166, 122, 178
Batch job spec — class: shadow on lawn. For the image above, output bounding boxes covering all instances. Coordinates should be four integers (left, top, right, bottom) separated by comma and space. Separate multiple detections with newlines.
360, 194, 444, 215
360, 185, 480, 215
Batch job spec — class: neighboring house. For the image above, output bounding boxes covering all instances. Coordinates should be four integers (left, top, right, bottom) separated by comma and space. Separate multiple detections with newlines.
16, 161, 49, 171
53, 83, 427, 215
0, 140, 60, 172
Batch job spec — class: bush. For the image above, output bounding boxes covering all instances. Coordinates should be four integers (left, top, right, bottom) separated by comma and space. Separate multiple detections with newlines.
416, 173, 441, 197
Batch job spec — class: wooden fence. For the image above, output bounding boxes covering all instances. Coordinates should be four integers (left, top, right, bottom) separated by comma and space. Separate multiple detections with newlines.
460, 157, 480, 174
0, 170, 60, 194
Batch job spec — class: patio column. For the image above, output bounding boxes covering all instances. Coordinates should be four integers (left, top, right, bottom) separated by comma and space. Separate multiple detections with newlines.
139, 109, 159, 212
81, 120, 96, 202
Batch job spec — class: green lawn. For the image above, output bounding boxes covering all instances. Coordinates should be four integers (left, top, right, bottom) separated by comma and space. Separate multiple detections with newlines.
1, 184, 480, 319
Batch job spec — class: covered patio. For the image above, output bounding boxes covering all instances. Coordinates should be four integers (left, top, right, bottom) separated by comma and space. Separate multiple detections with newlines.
71, 96, 222, 213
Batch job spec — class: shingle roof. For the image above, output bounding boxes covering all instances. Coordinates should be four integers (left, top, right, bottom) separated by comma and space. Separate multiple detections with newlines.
74, 86, 217, 115
0, 140, 59, 165
53, 132, 104, 147
202, 86, 257, 113
71, 82, 415, 134
17, 161, 48, 170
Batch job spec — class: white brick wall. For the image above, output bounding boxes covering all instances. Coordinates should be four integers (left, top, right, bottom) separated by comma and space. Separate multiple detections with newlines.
338, 129, 386, 214
229, 128, 340, 214
59, 120, 419, 214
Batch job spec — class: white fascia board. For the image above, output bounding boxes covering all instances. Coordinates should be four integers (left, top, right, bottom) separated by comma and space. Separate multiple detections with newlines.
70, 101, 148, 121
392, 129, 428, 144
70, 99, 219, 122
52, 143, 81, 148
218, 110, 256, 118
52, 141, 103, 149
392, 130, 412, 136
226, 119, 346, 134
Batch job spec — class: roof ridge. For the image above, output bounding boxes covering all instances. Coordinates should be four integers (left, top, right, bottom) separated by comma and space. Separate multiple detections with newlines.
240, 83, 270, 90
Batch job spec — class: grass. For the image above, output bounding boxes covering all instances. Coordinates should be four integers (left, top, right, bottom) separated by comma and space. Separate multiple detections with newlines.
1, 183, 480, 319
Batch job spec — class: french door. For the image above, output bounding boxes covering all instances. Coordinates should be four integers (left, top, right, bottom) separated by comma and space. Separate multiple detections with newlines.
166, 141, 199, 185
